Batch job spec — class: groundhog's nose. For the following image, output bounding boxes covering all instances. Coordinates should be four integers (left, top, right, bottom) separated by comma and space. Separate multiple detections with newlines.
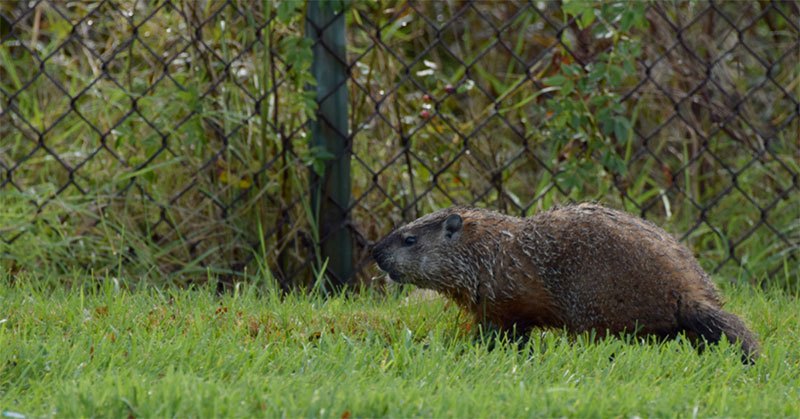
370, 239, 393, 272
370, 241, 386, 264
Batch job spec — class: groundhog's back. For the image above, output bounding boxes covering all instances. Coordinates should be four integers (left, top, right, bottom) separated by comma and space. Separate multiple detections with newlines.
517, 203, 721, 334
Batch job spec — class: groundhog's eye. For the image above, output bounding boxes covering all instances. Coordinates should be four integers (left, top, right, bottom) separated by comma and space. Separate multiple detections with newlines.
402, 235, 417, 246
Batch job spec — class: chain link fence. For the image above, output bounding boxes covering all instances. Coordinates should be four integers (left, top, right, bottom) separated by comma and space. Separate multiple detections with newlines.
1, 1, 798, 287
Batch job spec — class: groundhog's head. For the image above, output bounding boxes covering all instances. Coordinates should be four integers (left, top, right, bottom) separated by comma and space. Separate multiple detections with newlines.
371, 209, 465, 289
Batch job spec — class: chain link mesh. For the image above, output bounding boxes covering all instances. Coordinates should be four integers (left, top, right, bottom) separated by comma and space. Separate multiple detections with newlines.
1, 1, 797, 285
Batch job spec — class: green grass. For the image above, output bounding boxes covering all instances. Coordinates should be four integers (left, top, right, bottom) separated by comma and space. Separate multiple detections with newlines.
2, 273, 799, 417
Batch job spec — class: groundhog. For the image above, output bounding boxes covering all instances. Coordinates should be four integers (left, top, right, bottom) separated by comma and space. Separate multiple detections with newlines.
372, 203, 759, 362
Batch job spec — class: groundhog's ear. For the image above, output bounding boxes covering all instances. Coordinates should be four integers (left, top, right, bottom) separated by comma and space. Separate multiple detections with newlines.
444, 214, 462, 237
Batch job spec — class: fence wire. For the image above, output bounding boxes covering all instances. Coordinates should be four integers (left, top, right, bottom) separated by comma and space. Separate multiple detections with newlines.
1, 0, 797, 286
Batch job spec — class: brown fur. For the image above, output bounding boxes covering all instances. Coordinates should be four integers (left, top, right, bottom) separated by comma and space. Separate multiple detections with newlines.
372, 203, 759, 362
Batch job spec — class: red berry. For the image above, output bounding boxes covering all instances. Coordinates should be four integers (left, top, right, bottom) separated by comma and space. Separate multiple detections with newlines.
444, 84, 456, 94
422, 94, 432, 103
420, 110, 432, 119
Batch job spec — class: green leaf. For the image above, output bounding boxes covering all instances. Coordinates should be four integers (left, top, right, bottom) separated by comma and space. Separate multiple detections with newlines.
597, 108, 613, 133
602, 150, 627, 175
277, 1, 299, 23
620, 9, 636, 32
562, 63, 582, 77
607, 65, 624, 85
561, 0, 588, 17
562, 79, 574, 96
580, 9, 596, 29
589, 95, 610, 107
613, 116, 632, 144
544, 74, 567, 87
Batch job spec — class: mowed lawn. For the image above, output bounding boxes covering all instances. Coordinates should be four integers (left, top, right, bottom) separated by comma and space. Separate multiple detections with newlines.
1, 275, 799, 417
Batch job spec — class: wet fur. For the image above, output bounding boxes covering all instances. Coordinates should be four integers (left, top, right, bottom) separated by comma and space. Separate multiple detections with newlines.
372, 203, 759, 362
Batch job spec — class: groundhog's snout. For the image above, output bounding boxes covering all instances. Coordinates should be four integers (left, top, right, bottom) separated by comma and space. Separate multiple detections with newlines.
371, 236, 403, 281
370, 236, 386, 261
370, 243, 387, 268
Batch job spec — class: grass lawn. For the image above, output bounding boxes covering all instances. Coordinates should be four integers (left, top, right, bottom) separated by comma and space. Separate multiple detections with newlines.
1, 274, 799, 417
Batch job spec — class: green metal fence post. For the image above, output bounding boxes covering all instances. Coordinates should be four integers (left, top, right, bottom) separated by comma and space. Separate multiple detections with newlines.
306, 0, 353, 289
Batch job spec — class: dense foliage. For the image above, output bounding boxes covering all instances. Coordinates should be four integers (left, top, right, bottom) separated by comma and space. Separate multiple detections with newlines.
1, 1, 797, 288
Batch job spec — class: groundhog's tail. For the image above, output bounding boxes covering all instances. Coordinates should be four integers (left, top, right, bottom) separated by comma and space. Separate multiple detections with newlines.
677, 301, 759, 363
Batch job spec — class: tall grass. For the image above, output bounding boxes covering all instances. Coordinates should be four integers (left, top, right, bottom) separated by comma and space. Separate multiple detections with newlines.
1, 1, 319, 285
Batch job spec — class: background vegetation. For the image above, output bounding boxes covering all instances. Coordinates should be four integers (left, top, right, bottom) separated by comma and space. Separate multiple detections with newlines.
1, 0, 797, 288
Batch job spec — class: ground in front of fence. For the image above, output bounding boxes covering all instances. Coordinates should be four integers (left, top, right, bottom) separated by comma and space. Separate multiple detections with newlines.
1, 274, 798, 417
